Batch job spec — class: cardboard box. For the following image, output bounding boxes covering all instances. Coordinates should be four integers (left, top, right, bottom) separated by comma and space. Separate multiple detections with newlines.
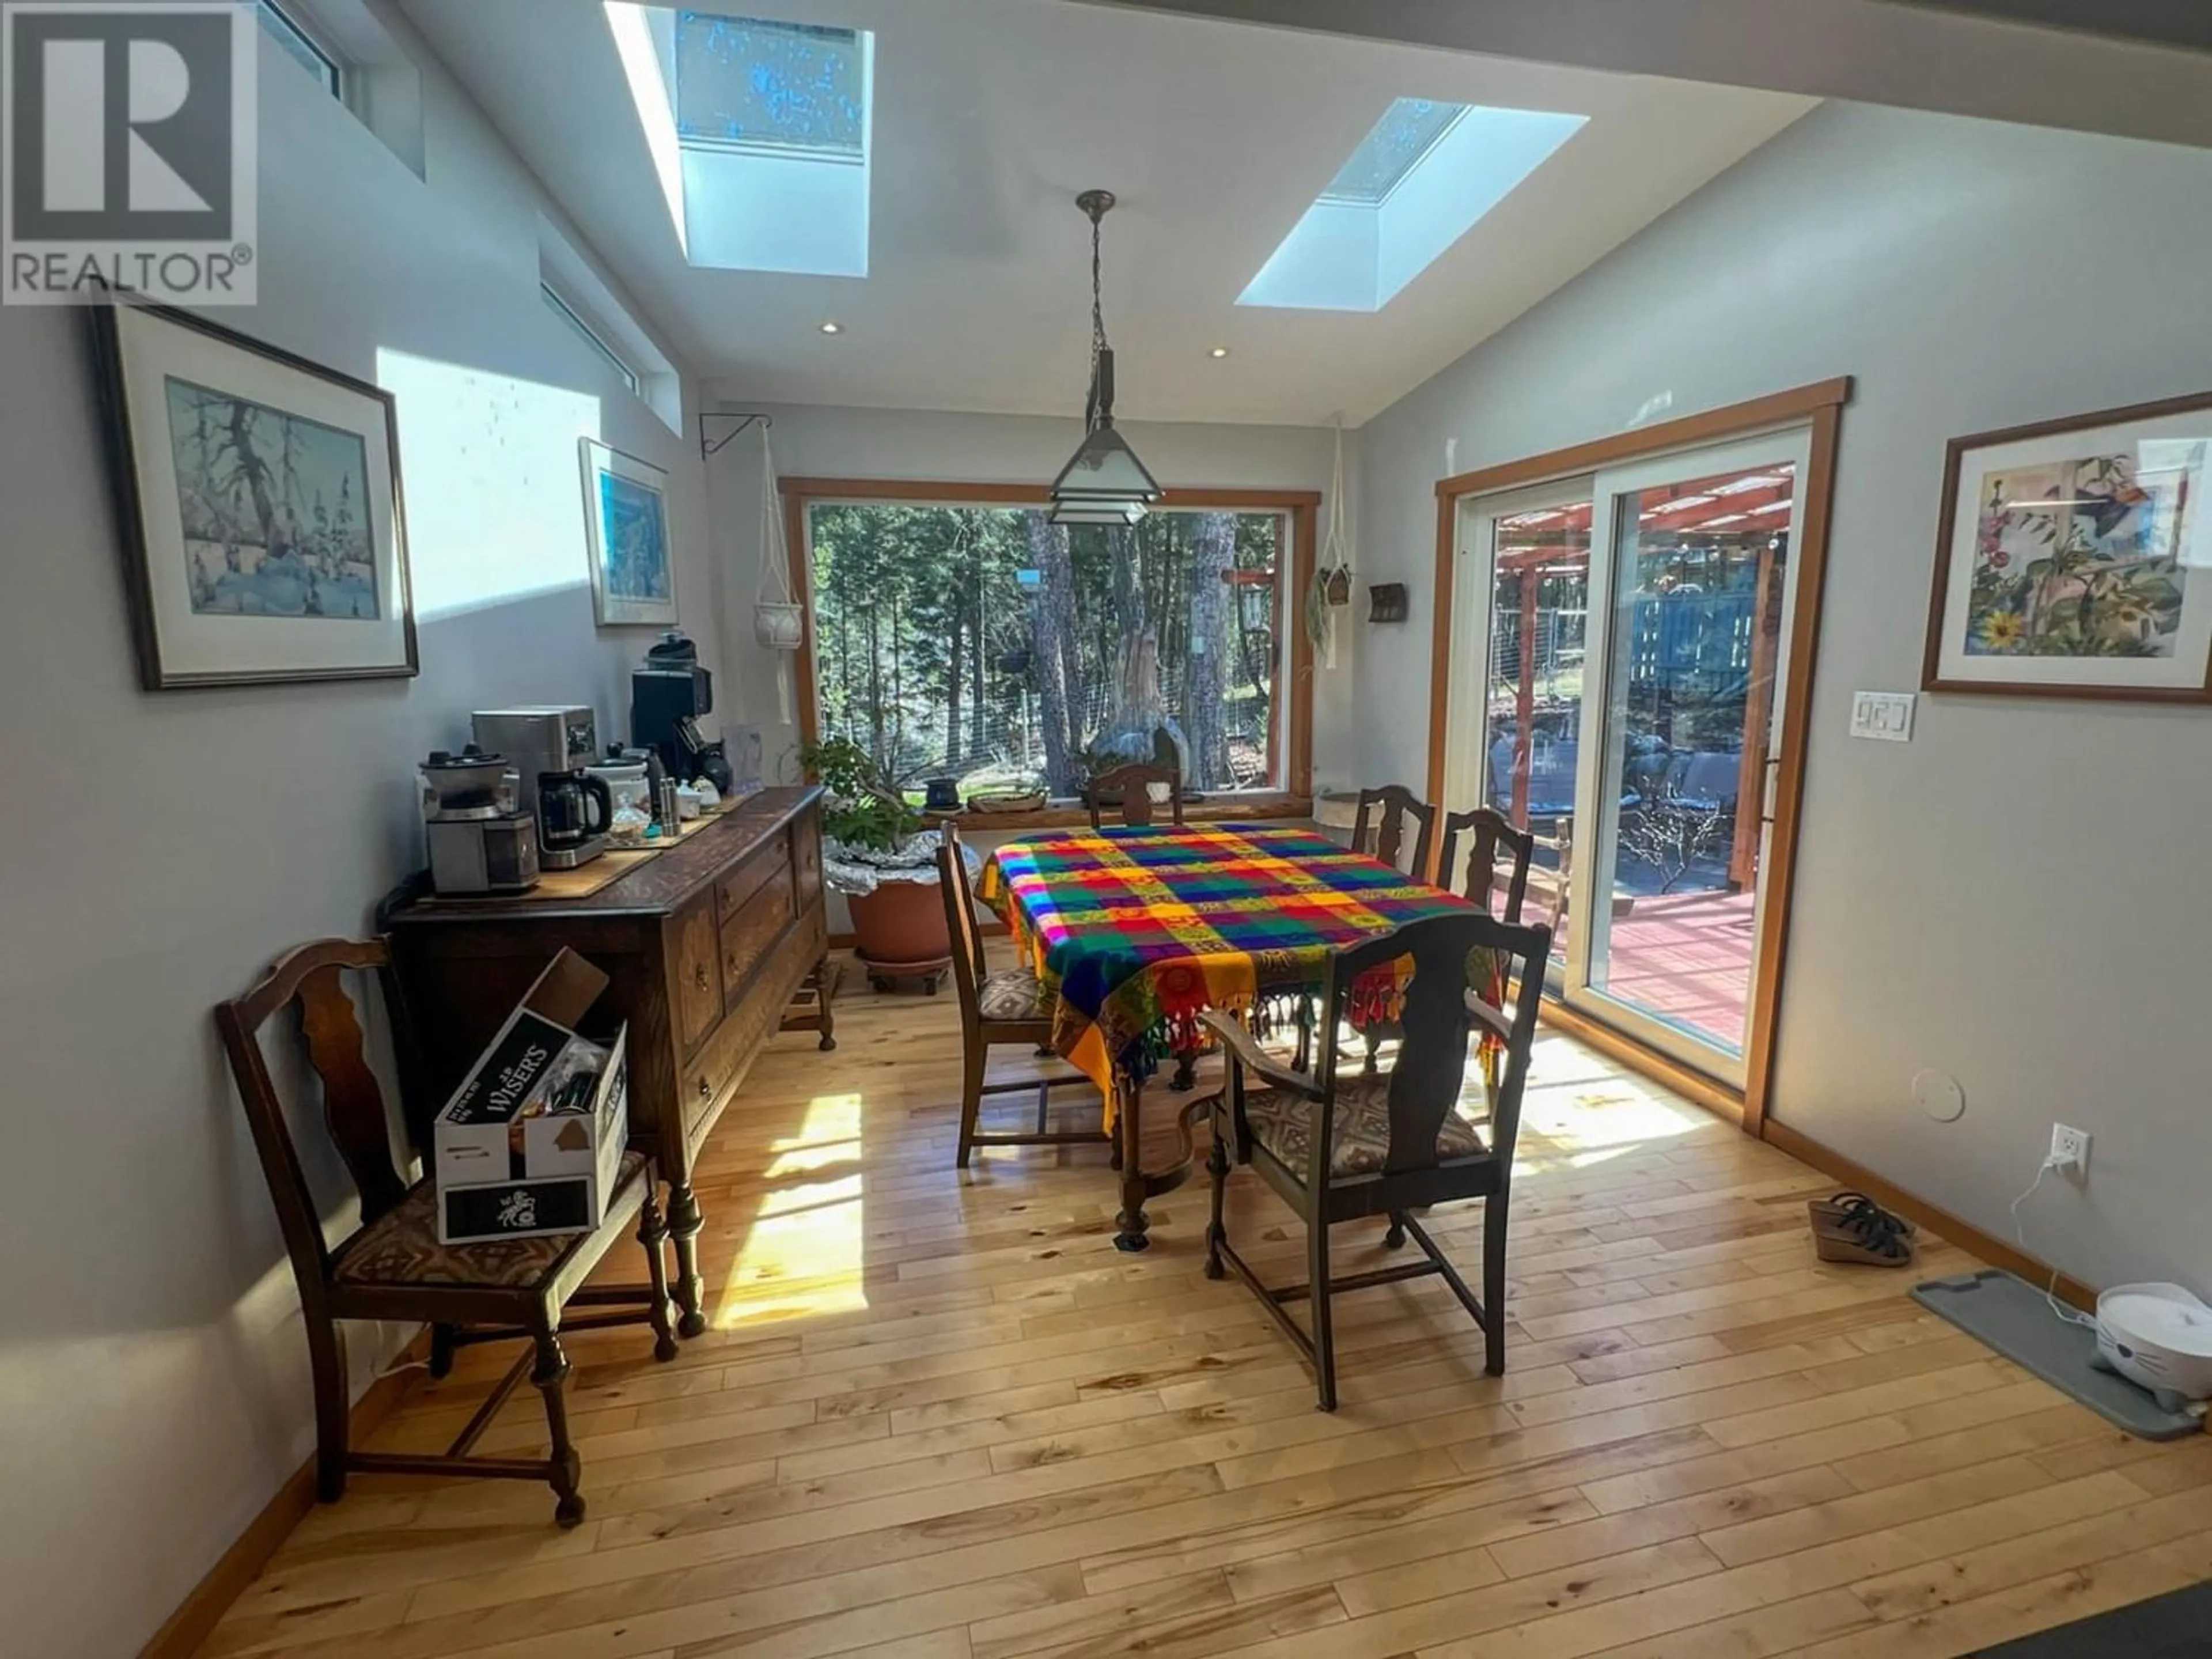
433, 950, 629, 1244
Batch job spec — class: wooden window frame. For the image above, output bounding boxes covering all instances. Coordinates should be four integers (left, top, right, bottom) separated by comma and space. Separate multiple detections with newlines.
779, 477, 1320, 824
1425, 378, 1853, 1137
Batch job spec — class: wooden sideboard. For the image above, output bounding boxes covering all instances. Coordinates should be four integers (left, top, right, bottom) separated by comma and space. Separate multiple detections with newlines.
385, 785, 828, 1335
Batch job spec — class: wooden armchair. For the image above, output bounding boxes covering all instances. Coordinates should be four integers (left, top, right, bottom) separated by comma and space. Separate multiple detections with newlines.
1440, 807, 1535, 922
1350, 785, 1438, 879
939, 827, 1111, 1166
1085, 763, 1185, 830
215, 939, 678, 1527
1201, 911, 1551, 1409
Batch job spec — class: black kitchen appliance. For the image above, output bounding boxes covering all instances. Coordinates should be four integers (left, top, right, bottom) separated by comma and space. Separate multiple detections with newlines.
536, 770, 613, 864
631, 630, 713, 781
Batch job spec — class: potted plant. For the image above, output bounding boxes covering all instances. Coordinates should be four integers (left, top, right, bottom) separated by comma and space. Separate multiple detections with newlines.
802, 738, 954, 993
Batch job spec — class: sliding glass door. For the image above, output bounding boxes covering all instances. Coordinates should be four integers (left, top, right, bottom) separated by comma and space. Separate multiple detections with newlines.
1451, 427, 1813, 1082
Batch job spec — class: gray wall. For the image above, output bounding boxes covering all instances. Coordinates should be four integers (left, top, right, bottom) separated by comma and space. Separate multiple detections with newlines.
0, 22, 719, 1656
1351, 101, 2212, 1296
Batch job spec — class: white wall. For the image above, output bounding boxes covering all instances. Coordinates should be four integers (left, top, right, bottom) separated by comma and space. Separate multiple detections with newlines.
0, 18, 718, 1655
1350, 101, 2212, 1296
698, 399, 1351, 791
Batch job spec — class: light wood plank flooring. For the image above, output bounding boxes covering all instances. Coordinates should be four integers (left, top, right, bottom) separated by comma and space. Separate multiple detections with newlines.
202, 955, 2212, 1659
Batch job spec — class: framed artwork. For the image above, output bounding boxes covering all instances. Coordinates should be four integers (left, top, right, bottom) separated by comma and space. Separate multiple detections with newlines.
1923, 392, 2212, 702
580, 439, 677, 627
92, 302, 416, 690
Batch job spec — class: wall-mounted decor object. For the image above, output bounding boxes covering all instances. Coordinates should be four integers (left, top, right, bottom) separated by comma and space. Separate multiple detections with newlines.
93, 301, 416, 689
581, 438, 677, 628
1923, 392, 2212, 702
1368, 582, 1409, 624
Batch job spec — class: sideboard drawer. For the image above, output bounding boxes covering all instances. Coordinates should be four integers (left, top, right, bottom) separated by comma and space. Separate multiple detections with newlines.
716, 839, 791, 925
673, 896, 721, 1053
791, 819, 823, 911
683, 915, 813, 1141
721, 880, 794, 1009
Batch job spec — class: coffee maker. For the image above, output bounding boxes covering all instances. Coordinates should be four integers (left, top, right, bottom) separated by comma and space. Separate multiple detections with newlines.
420, 746, 539, 895
631, 631, 714, 781
471, 706, 608, 869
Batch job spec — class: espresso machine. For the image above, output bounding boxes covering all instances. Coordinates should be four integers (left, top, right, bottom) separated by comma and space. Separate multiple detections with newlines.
419, 746, 539, 895
631, 631, 714, 781
471, 706, 609, 869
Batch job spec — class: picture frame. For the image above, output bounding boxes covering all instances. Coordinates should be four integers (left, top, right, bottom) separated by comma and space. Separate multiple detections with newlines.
579, 438, 677, 628
1922, 392, 2212, 703
91, 300, 417, 690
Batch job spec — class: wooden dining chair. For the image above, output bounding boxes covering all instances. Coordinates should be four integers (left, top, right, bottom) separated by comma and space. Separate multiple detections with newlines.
1354, 797, 1513, 1078
216, 939, 679, 1527
939, 826, 1112, 1166
1350, 785, 1438, 879
1199, 911, 1551, 1410
1439, 807, 1535, 922
1085, 762, 1185, 830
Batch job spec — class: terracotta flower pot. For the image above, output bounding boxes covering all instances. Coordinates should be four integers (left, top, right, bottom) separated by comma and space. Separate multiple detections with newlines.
848, 874, 953, 994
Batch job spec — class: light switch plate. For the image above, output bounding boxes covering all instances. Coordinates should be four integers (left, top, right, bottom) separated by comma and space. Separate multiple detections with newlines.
1850, 691, 1916, 743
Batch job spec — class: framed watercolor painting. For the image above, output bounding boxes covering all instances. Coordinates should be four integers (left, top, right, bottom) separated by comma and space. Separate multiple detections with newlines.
1923, 392, 2212, 702
92, 302, 416, 690
579, 439, 678, 627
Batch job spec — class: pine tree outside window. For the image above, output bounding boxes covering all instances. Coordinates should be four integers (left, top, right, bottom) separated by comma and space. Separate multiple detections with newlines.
795, 491, 1314, 808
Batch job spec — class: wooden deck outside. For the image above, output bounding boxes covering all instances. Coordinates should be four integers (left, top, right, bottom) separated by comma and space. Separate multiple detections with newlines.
199, 955, 2212, 1659
1599, 887, 1758, 1054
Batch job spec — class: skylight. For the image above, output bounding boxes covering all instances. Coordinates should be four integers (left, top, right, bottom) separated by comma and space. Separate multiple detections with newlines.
605, 3, 874, 278
1317, 99, 1464, 206
674, 13, 866, 157
1240, 99, 1588, 313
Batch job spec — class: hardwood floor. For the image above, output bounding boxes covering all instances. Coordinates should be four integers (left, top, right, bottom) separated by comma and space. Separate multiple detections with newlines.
200, 956, 2212, 1659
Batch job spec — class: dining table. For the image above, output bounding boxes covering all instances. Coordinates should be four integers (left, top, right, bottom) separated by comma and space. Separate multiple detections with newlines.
976, 821, 1486, 1252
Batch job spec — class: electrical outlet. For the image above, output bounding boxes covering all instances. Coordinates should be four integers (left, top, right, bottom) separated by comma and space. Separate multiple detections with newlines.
2049, 1123, 2092, 1176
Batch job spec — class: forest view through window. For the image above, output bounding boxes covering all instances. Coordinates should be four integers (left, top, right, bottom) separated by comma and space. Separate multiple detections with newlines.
805, 503, 1289, 802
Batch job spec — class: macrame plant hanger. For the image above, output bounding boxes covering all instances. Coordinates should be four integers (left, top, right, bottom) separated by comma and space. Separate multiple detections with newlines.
754, 423, 805, 724
1309, 419, 1354, 671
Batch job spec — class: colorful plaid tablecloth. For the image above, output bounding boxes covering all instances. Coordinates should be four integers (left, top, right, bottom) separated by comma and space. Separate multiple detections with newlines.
978, 824, 1483, 1116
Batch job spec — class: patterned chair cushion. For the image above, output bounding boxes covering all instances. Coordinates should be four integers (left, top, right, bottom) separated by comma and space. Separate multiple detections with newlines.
334, 1152, 647, 1289
1243, 1078, 1488, 1182
977, 968, 1053, 1022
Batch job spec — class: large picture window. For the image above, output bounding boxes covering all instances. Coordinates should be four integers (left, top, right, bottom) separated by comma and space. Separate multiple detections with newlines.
793, 488, 1313, 807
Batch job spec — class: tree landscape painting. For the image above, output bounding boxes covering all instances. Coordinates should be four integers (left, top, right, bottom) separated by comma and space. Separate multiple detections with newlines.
165, 377, 379, 621
1961, 447, 2195, 659
596, 470, 671, 603
580, 440, 676, 626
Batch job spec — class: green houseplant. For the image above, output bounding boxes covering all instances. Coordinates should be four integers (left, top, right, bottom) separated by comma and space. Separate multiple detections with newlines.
800, 738, 953, 993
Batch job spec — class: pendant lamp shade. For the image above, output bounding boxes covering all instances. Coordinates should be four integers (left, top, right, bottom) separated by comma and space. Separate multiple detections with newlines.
1049, 193, 1160, 527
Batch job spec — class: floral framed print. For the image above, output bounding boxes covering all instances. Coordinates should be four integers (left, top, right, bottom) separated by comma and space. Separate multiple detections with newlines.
92, 301, 417, 690
580, 439, 678, 628
1923, 392, 2212, 702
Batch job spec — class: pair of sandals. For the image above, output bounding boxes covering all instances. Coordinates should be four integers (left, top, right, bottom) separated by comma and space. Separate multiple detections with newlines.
1809, 1190, 1916, 1267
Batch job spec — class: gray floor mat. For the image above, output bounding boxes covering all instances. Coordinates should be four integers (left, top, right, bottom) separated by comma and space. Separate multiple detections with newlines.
1971, 1580, 2212, 1654
1912, 1269, 2201, 1440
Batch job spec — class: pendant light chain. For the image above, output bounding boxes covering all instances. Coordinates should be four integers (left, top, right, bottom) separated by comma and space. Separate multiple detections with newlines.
1050, 187, 1160, 526
1086, 199, 1107, 431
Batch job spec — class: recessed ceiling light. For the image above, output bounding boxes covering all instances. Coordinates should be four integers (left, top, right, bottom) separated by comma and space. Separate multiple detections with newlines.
819, 321, 843, 335
1209, 346, 1230, 359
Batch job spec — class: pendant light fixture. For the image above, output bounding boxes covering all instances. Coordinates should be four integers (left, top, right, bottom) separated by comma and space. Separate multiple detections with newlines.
1049, 190, 1161, 527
